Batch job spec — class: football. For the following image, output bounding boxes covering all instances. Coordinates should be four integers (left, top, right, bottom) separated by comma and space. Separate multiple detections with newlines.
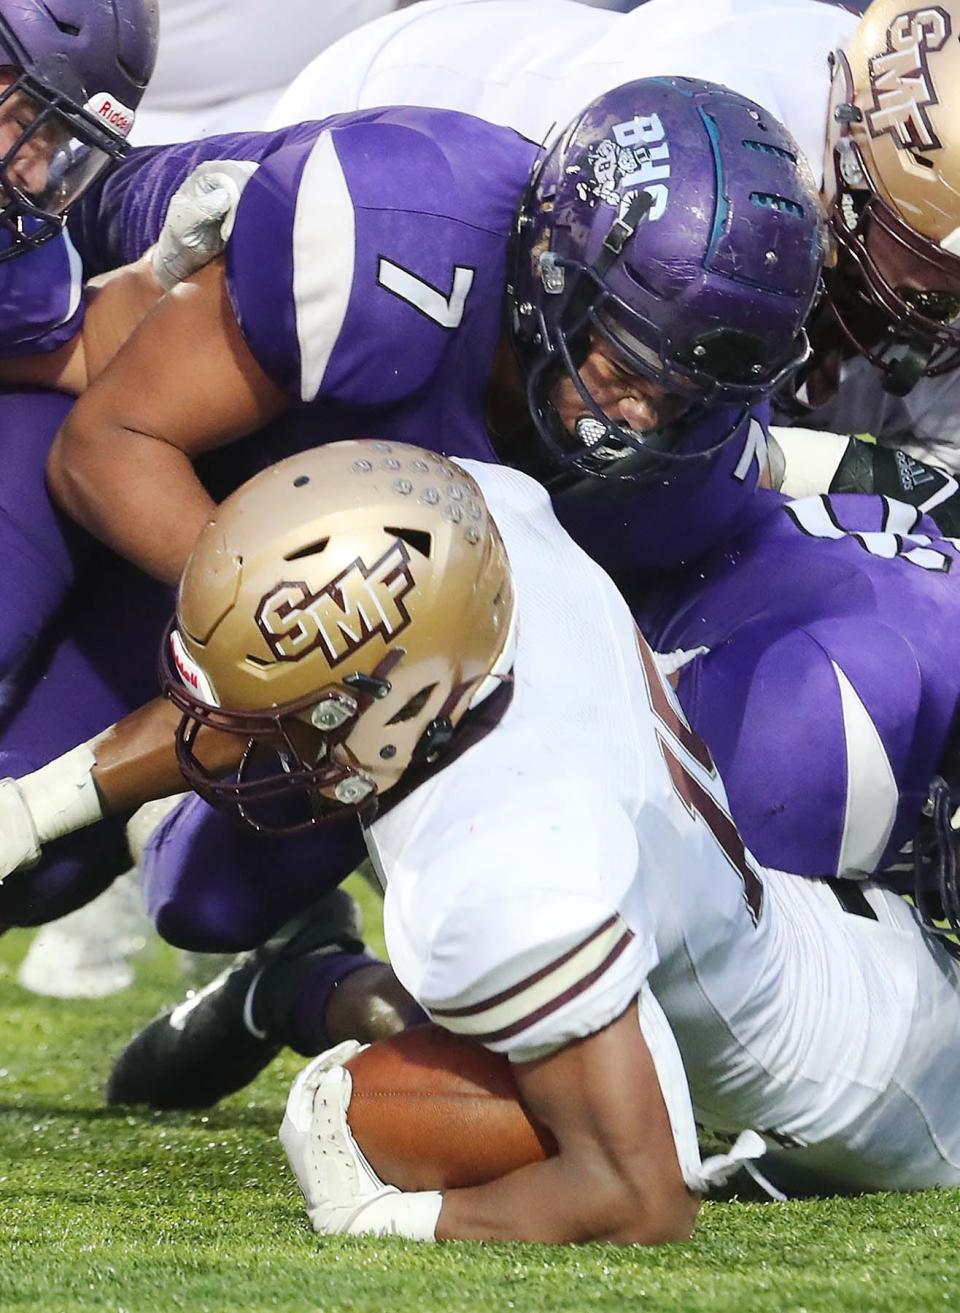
343, 1024, 557, 1191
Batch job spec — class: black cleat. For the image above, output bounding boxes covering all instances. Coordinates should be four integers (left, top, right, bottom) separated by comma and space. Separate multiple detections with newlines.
105, 889, 364, 1109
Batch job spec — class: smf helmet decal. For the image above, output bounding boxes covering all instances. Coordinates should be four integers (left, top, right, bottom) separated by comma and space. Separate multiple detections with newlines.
255, 539, 416, 665
866, 6, 951, 152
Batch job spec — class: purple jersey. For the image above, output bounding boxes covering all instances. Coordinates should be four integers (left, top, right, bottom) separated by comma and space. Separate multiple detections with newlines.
0, 226, 83, 356
636, 490, 960, 879
224, 108, 531, 462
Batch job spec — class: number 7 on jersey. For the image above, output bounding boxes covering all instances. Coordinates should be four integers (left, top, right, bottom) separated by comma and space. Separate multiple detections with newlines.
377, 257, 475, 329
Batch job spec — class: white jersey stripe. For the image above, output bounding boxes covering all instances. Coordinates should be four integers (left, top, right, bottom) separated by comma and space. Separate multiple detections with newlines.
428, 916, 635, 1045
833, 660, 898, 878
292, 131, 356, 402
63, 228, 83, 326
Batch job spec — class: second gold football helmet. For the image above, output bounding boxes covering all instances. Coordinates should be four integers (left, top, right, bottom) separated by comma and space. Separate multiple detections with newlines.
822, 0, 960, 390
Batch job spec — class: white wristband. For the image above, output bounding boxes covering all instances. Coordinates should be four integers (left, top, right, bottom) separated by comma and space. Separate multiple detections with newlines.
345, 1190, 443, 1241
767, 425, 851, 498
19, 742, 104, 845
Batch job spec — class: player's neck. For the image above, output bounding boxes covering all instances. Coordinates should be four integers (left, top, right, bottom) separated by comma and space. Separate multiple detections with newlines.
485, 333, 530, 452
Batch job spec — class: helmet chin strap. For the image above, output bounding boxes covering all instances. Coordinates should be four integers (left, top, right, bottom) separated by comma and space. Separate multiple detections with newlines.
592, 189, 654, 279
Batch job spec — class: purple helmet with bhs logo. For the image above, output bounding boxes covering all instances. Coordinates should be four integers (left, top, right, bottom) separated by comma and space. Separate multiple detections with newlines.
0, 0, 159, 259
509, 76, 826, 489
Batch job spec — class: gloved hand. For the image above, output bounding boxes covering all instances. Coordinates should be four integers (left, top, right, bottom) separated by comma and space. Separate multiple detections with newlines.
0, 744, 103, 883
280, 1040, 442, 1240
0, 778, 41, 881
151, 159, 259, 291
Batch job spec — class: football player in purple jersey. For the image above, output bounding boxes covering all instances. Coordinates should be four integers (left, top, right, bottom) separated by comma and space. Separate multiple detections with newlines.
44, 81, 822, 584
0, 0, 161, 664
0, 0, 168, 936
0, 0, 162, 693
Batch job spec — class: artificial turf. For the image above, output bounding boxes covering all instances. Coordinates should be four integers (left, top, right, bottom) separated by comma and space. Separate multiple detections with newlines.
2, 874, 959, 1313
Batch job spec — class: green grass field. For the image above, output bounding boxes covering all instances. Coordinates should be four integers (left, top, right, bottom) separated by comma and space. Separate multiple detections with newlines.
2, 874, 960, 1313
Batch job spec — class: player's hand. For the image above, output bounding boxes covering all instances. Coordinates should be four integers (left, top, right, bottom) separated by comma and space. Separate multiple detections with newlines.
151, 159, 258, 291
0, 778, 41, 881
280, 1041, 399, 1236
282, 1042, 444, 1240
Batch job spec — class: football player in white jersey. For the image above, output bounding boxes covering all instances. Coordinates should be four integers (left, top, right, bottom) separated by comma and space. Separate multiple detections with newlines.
267, 0, 960, 507
67, 437, 960, 1243
130, 0, 407, 144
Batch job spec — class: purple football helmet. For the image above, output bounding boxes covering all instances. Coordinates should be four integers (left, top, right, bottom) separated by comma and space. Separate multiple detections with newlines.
509, 77, 826, 489
0, 0, 159, 260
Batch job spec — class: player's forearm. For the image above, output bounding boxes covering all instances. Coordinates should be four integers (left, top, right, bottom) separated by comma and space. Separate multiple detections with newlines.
78, 255, 167, 386
440, 1010, 699, 1244
0, 336, 87, 394
0, 699, 245, 883
47, 420, 214, 586
0, 257, 166, 398
92, 698, 245, 813
437, 1148, 697, 1245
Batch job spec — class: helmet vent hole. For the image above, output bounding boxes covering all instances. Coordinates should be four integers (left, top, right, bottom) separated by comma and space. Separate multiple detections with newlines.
742, 140, 796, 164
385, 526, 432, 558
283, 537, 329, 562
750, 192, 803, 219
293, 475, 310, 487
38, 4, 80, 36
386, 684, 438, 725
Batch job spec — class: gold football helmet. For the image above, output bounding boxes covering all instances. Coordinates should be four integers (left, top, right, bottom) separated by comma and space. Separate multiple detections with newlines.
822, 0, 960, 390
162, 441, 516, 830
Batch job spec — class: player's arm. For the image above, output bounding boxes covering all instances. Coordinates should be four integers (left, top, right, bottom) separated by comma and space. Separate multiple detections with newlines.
282, 995, 703, 1246
768, 426, 960, 532
282, 784, 712, 1245
46, 257, 288, 585
437, 1005, 698, 1244
0, 697, 245, 881
0, 253, 166, 395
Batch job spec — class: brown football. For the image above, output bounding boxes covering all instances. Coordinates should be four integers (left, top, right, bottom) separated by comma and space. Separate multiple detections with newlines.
344, 1024, 557, 1191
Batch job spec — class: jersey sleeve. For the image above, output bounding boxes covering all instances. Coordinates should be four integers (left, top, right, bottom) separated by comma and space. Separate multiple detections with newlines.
377, 773, 654, 1062
0, 229, 84, 357
225, 117, 475, 406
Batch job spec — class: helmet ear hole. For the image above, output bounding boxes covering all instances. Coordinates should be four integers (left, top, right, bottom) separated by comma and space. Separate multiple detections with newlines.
386, 683, 438, 726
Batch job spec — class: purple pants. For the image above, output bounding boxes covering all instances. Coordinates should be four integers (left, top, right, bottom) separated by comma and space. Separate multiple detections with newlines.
0, 390, 172, 924
141, 794, 366, 952
636, 493, 960, 879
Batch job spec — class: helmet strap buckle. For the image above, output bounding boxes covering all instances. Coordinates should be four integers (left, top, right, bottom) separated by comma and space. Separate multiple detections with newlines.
414, 716, 455, 763
594, 190, 654, 279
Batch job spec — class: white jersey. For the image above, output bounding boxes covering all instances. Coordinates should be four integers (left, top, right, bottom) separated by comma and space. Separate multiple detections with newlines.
269, 0, 853, 180
131, 0, 399, 145
368, 459, 960, 1196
